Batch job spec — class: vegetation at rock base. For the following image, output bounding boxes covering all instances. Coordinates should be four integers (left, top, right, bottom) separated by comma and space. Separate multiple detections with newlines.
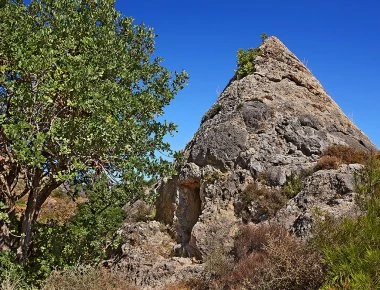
41, 265, 138, 290
171, 153, 380, 290
312, 155, 380, 289
201, 223, 325, 290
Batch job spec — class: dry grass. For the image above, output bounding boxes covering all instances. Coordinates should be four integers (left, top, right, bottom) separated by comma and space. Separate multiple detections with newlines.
41, 266, 137, 290
14, 188, 86, 225
323, 144, 369, 164
314, 144, 370, 172
314, 155, 340, 171
162, 279, 207, 290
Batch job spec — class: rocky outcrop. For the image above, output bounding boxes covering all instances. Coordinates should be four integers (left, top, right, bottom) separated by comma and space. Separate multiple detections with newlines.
112, 221, 203, 289
155, 36, 376, 260
275, 164, 362, 237
114, 37, 377, 289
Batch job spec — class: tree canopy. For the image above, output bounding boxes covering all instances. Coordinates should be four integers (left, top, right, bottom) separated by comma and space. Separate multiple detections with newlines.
0, 0, 187, 261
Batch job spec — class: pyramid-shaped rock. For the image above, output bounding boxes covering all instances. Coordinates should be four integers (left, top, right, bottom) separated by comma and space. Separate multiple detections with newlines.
155, 37, 377, 259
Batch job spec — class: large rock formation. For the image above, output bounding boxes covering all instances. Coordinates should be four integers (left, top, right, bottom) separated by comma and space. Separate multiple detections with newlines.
155, 36, 376, 259
113, 37, 377, 289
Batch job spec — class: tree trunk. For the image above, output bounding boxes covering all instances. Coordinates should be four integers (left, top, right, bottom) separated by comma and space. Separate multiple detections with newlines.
17, 179, 61, 264
18, 188, 38, 264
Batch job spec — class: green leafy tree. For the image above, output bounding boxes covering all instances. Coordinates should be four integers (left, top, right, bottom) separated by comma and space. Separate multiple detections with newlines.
0, 0, 187, 262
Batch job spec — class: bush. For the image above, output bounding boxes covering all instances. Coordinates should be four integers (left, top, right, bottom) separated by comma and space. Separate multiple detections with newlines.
314, 144, 369, 172
313, 211, 380, 289
23, 175, 127, 284
203, 224, 325, 290
314, 155, 340, 171
41, 265, 137, 290
28, 202, 125, 282
204, 247, 234, 280
240, 183, 288, 222
236, 47, 261, 79
323, 144, 369, 164
355, 155, 380, 209
0, 251, 32, 290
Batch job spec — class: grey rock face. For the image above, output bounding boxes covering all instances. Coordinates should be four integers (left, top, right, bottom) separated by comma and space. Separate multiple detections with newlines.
113, 221, 203, 289
274, 164, 361, 237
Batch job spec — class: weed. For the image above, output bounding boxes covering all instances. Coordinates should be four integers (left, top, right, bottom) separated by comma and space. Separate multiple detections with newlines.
260, 32, 269, 43
311, 155, 380, 289
204, 247, 234, 280
203, 170, 223, 183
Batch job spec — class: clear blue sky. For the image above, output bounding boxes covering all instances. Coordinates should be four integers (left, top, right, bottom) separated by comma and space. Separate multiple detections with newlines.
117, 0, 380, 150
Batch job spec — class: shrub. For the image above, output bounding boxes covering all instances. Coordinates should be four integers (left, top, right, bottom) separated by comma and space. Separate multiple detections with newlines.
41, 265, 137, 290
204, 247, 234, 280
23, 176, 127, 284
315, 144, 369, 172
313, 211, 380, 289
204, 224, 325, 290
236, 47, 261, 79
162, 278, 208, 290
284, 173, 304, 198
233, 224, 271, 260
260, 32, 269, 43
323, 144, 369, 164
0, 250, 32, 290
314, 155, 340, 171
314, 144, 370, 171
355, 155, 380, 209
203, 170, 224, 183
240, 183, 288, 221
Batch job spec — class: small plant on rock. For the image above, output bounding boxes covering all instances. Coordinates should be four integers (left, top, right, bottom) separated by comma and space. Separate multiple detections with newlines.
260, 32, 269, 43
236, 47, 261, 79
284, 173, 304, 198
314, 144, 369, 172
